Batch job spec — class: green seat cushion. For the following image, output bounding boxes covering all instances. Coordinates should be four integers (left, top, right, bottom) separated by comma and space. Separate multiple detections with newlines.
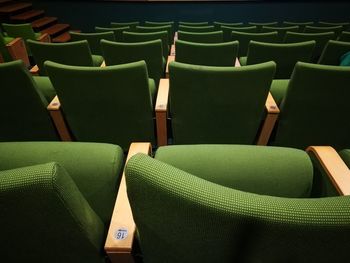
148, 78, 156, 106
239, 56, 247, 65
3, 36, 14, 44
34, 32, 41, 39
155, 144, 313, 198
33, 76, 56, 102
270, 79, 289, 105
92, 54, 104, 66
0, 141, 124, 225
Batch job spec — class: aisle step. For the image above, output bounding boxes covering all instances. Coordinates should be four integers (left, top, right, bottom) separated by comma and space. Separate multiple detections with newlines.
41, 23, 70, 38
32, 16, 57, 30
11, 9, 44, 22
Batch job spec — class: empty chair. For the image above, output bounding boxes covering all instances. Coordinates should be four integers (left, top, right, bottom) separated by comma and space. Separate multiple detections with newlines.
261, 25, 300, 42
284, 31, 335, 61
241, 40, 315, 79
174, 40, 238, 66
213, 21, 244, 29
178, 25, 216, 32
231, 31, 279, 57
95, 26, 130, 41
178, 21, 209, 26
70, 31, 115, 56
45, 60, 156, 150
304, 25, 343, 38
317, 21, 350, 30
160, 61, 276, 145
248, 21, 278, 31
134, 25, 173, 46
318, 40, 350, 65
177, 30, 223, 43
125, 143, 350, 262
28, 40, 104, 75
282, 21, 314, 31
269, 62, 350, 150
0, 60, 58, 141
338, 31, 350, 42
0, 32, 30, 66
221, 25, 258, 41
144, 21, 174, 27
110, 21, 139, 29
0, 141, 124, 262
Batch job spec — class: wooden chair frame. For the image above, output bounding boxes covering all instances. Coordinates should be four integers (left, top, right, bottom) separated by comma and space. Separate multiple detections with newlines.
5, 37, 30, 67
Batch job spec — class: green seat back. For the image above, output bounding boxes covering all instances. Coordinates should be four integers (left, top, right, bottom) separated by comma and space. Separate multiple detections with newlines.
45, 60, 155, 150
110, 21, 139, 29
144, 21, 174, 27
246, 40, 315, 79
178, 25, 216, 32
318, 40, 350, 65
231, 31, 279, 57
94, 26, 130, 41
248, 21, 278, 31
177, 30, 223, 43
169, 61, 276, 144
175, 40, 238, 66
304, 25, 343, 37
317, 21, 350, 30
261, 25, 300, 42
28, 39, 95, 75
70, 31, 115, 55
101, 39, 164, 87
122, 31, 169, 59
135, 25, 173, 45
0, 60, 59, 141
221, 25, 258, 41
273, 62, 350, 150
282, 21, 314, 31
0, 32, 12, 61
338, 31, 350, 42
284, 31, 336, 61
213, 21, 244, 30
126, 152, 350, 263
2, 23, 37, 40
178, 21, 209, 26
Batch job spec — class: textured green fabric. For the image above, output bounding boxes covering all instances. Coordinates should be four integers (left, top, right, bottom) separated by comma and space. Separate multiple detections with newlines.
270, 79, 289, 105
213, 21, 244, 30
135, 25, 173, 46
45, 60, 156, 150
94, 26, 130, 41
318, 40, 350, 65
122, 31, 169, 59
282, 21, 314, 31
169, 61, 276, 144
304, 25, 343, 38
70, 31, 115, 55
0, 162, 105, 262
0, 32, 13, 61
126, 153, 350, 263
284, 31, 336, 61
178, 25, 216, 32
0, 141, 123, 225
221, 25, 258, 41
231, 31, 279, 57
92, 54, 104, 66
179, 21, 209, 26
175, 40, 238, 66
32, 75, 56, 101
28, 39, 96, 75
2, 23, 38, 54
248, 21, 278, 31
261, 25, 299, 42
110, 21, 139, 29
155, 144, 313, 198
0, 60, 59, 141
177, 30, 223, 43
273, 62, 350, 150
246, 40, 315, 79
338, 31, 350, 42
239, 56, 247, 65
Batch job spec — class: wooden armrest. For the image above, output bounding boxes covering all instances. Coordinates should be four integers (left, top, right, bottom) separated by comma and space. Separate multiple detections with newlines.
235, 57, 241, 67
47, 96, 72, 141
165, 55, 175, 78
38, 33, 50, 43
30, 65, 39, 75
306, 146, 350, 196
170, 44, 175, 56
100, 61, 106, 67
6, 37, 30, 67
256, 92, 280, 145
155, 79, 169, 146
105, 142, 152, 263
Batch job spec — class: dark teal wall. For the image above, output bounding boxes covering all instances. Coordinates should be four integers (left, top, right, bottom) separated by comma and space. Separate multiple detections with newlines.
32, 1, 350, 31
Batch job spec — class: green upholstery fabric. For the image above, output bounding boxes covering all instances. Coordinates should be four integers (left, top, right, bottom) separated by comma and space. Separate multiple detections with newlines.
175, 40, 238, 66
318, 40, 350, 65
126, 153, 349, 263
270, 79, 289, 105
221, 25, 258, 42
272, 62, 350, 150
168, 61, 276, 144
0, 60, 59, 141
135, 25, 173, 46
339, 149, 350, 168
155, 144, 313, 198
213, 21, 244, 30
282, 21, 314, 31
0, 32, 14, 61
284, 31, 336, 61
304, 25, 343, 38
246, 40, 315, 79
0, 141, 124, 225
178, 25, 216, 32
92, 54, 104, 66
122, 31, 169, 59
94, 26, 130, 41
239, 56, 247, 65
261, 25, 300, 42
45, 60, 156, 150
318, 21, 350, 30
177, 30, 223, 43
32, 75, 56, 101
0, 162, 105, 262
145, 21, 174, 26
179, 21, 209, 26
101, 39, 164, 87
110, 21, 139, 29
70, 31, 115, 55
248, 21, 278, 31
338, 31, 350, 42
27, 39, 99, 75
231, 31, 279, 57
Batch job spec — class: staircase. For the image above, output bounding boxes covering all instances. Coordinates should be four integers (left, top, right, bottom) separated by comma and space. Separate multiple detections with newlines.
0, 0, 75, 42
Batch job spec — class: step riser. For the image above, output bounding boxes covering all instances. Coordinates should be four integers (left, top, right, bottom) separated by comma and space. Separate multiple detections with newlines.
32, 17, 58, 31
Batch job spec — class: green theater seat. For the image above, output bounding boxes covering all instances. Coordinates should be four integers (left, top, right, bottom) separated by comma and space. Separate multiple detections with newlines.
318, 40, 350, 65
177, 30, 223, 43
70, 31, 115, 56
94, 26, 130, 41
